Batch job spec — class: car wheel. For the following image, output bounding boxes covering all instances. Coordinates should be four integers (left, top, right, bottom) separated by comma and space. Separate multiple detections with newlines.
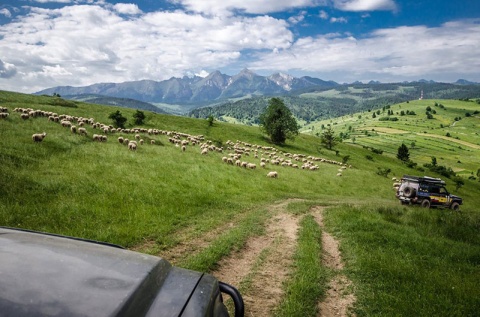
450, 202, 460, 211
421, 199, 430, 208
403, 186, 416, 198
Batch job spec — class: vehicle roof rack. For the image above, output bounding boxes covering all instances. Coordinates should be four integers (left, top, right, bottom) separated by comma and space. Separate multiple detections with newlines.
402, 175, 445, 185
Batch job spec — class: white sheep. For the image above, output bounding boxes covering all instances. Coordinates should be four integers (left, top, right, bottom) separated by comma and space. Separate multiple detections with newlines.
0, 113, 8, 119
78, 127, 87, 136
247, 163, 256, 169
267, 171, 278, 178
128, 141, 137, 151
260, 162, 266, 168
336, 172, 342, 176
150, 140, 156, 145
201, 148, 208, 155
71, 125, 77, 134
32, 132, 47, 142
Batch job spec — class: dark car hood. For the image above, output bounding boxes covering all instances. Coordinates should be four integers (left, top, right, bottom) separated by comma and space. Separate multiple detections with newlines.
0, 227, 213, 317
450, 194, 463, 202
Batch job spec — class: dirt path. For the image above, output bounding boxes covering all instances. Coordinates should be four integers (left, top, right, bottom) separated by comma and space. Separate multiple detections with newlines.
311, 206, 356, 317
212, 199, 301, 316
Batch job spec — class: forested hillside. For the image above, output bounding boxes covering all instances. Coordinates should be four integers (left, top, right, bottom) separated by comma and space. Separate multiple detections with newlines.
188, 83, 480, 125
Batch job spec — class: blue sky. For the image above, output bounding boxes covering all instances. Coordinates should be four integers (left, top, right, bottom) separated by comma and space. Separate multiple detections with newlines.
0, 0, 479, 93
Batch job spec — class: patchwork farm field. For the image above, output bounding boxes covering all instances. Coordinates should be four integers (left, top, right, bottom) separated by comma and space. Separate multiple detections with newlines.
1, 91, 479, 316
305, 99, 480, 177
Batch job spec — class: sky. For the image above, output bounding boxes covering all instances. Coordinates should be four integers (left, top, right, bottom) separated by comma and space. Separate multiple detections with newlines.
0, 0, 479, 93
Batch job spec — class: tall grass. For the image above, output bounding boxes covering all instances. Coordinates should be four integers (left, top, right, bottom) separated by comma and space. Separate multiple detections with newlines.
324, 204, 480, 316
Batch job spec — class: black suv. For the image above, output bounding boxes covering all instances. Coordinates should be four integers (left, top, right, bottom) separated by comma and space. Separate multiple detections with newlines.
0, 227, 244, 317
395, 175, 463, 210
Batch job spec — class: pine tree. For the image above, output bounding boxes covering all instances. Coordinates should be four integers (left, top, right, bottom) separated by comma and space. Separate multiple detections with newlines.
321, 126, 338, 150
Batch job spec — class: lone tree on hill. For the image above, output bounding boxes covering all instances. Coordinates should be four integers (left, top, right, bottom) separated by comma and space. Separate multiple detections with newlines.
259, 98, 299, 144
133, 110, 146, 125
396, 143, 410, 162
321, 126, 338, 150
108, 110, 127, 129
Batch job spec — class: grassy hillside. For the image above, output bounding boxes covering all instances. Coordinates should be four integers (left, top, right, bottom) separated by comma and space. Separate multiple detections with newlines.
304, 99, 480, 178
1, 90, 479, 316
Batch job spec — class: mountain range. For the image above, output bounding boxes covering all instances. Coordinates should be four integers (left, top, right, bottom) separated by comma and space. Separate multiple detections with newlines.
34, 69, 479, 116
34, 69, 339, 106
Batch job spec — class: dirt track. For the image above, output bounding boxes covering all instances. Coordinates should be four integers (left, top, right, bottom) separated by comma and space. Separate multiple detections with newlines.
147, 200, 356, 316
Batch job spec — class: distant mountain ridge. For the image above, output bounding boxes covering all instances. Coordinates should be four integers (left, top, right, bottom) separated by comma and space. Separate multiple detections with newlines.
35, 69, 339, 106
34, 70, 479, 115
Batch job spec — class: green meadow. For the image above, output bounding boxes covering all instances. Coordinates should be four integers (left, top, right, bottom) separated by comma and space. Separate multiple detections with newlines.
1, 90, 479, 316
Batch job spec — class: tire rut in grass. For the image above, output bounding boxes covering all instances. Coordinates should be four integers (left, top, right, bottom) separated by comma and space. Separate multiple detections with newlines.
212, 200, 300, 317
311, 206, 356, 317
132, 213, 245, 264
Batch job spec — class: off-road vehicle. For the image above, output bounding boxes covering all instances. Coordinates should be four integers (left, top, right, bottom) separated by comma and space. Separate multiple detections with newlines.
395, 175, 462, 210
0, 227, 244, 317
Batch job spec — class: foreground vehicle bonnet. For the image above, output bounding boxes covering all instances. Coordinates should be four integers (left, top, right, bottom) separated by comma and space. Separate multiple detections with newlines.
0, 227, 244, 317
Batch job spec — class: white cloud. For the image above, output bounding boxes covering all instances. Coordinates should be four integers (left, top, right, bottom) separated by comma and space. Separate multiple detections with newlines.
172, 0, 325, 15
0, 8, 12, 18
112, 3, 142, 15
0, 59, 17, 78
334, 0, 397, 12
288, 11, 307, 25
33, 0, 74, 3
0, 4, 293, 92
249, 19, 480, 82
319, 10, 329, 19
330, 16, 347, 23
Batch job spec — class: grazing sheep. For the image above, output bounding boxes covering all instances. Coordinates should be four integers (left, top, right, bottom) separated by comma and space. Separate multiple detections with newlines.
150, 140, 156, 145
93, 134, 106, 142
201, 148, 208, 155
336, 172, 342, 176
32, 132, 47, 142
182, 145, 186, 151
247, 163, 256, 169
78, 127, 87, 136
21, 113, 29, 120
135, 134, 141, 140
0, 113, 8, 119
260, 162, 266, 168
267, 171, 278, 178
128, 141, 137, 151
70, 125, 77, 134
139, 139, 144, 145
61, 120, 72, 127
118, 136, 124, 144
222, 156, 228, 163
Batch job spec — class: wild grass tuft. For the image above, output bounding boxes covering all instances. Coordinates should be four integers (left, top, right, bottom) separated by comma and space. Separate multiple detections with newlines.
275, 215, 327, 317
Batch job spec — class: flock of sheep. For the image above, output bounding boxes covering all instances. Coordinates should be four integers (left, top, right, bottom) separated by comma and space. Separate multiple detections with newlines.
3, 106, 351, 178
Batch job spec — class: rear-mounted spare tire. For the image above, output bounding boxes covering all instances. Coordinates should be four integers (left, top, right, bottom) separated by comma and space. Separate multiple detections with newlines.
403, 186, 416, 198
